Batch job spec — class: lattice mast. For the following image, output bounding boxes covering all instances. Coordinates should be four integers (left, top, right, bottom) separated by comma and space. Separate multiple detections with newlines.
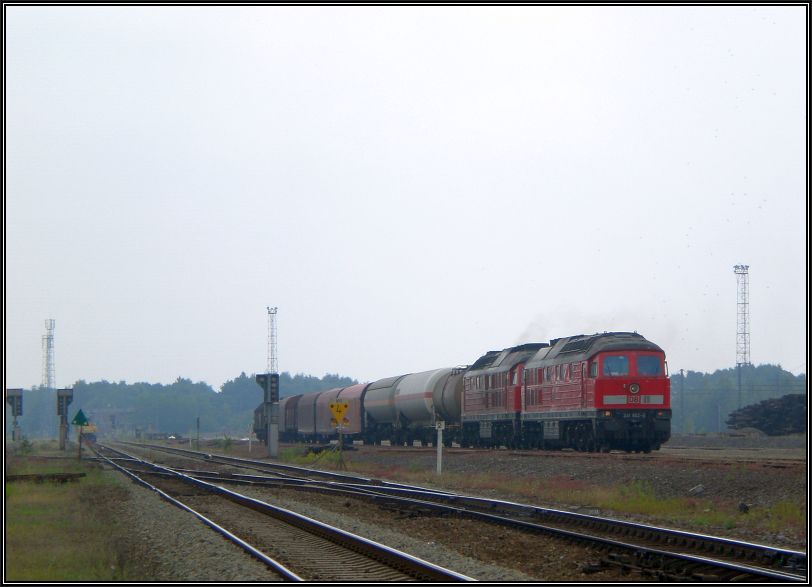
267, 307, 278, 374
734, 265, 750, 410
42, 319, 56, 390
734, 265, 751, 367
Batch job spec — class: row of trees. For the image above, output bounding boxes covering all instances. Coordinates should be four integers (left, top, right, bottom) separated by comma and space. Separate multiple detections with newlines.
668, 363, 806, 434
6, 372, 356, 440
5, 364, 806, 440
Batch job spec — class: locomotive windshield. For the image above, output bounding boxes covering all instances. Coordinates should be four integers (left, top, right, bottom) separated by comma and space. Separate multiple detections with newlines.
602, 355, 629, 376
636, 355, 662, 376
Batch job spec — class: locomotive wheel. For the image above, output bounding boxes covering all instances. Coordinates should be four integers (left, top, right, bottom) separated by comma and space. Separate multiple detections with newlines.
575, 428, 586, 452
572, 424, 595, 452
586, 430, 596, 453
571, 426, 581, 452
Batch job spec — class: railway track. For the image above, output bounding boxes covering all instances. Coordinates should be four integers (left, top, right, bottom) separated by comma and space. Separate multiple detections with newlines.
93, 444, 472, 582
111, 441, 807, 582
357, 443, 806, 466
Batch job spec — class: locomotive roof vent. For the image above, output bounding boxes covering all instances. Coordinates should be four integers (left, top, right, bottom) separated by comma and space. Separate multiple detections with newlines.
512, 342, 549, 352
470, 351, 501, 370
561, 337, 592, 354
492, 349, 511, 367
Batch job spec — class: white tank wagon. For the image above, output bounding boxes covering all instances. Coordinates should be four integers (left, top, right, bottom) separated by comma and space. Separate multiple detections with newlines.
435, 368, 465, 423
363, 375, 407, 426
390, 367, 466, 446
362, 375, 408, 444
394, 368, 465, 424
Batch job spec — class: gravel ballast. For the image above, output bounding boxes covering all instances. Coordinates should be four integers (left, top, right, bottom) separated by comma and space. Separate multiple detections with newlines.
101, 434, 806, 581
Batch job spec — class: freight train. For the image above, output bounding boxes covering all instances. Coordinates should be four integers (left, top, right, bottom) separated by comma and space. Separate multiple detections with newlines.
254, 332, 671, 453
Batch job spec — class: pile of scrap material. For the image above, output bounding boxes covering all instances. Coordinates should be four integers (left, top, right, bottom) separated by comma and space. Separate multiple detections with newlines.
725, 394, 807, 436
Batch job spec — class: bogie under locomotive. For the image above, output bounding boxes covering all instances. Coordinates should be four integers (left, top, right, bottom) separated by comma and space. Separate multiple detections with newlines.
253, 331, 671, 453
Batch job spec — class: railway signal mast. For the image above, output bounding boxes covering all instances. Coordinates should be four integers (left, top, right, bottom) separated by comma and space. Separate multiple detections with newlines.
734, 265, 751, 409
259, 306, 280, 458
6, 389, 23, 441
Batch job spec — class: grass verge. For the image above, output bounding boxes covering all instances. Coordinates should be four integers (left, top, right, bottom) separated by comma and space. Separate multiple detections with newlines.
5, 443, 136, 581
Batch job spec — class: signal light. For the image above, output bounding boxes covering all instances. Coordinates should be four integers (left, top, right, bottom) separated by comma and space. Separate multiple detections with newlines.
255, 373, 280, 403
269, 374, 279, 403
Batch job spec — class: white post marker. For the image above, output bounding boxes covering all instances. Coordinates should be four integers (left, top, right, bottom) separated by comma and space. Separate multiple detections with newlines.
436, 420, 445, 475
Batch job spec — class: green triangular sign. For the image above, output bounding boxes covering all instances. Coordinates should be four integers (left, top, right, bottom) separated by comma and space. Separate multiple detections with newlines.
71, 409, 88, 426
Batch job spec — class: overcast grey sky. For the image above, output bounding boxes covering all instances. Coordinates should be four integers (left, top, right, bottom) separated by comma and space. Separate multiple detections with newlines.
5, 6, 807, 391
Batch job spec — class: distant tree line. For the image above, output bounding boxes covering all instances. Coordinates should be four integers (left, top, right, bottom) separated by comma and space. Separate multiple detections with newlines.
5, 364, 805, 440
669, 364, 806, 434
5, 372, 356, 440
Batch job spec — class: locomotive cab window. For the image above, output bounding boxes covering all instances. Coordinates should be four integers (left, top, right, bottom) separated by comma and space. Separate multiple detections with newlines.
636, 355, 662, 376
602, 355, 629, 376
589, 361, 598, 378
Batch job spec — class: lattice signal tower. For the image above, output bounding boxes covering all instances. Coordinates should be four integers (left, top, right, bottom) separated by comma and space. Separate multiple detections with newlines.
267, 307, 278, 374
42, 319, 56, 390
734, 265, 751, 367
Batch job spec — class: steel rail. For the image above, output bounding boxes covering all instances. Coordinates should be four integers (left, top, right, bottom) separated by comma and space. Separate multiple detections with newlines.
96, 444, 474, 582
114, 442, 807, 580
332, 483, 808, 575
120, 441, 458, 494
90, 445, 303, 581
111, 456, 807, 582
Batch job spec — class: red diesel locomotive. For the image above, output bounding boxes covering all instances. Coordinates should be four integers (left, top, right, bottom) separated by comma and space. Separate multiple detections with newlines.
462, 332, 671, 453
254, 331, 671, 453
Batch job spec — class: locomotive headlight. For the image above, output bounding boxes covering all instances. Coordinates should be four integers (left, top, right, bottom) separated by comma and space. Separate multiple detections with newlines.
629, 383, 640, 394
